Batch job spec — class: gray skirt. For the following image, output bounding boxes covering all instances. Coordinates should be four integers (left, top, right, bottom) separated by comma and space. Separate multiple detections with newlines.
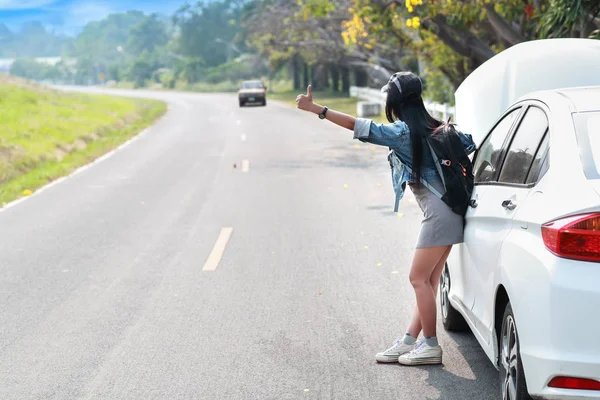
409, 183, 464, 248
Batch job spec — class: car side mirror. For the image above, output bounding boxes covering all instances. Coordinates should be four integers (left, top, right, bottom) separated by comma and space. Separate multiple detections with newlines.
264, 86, 268, 91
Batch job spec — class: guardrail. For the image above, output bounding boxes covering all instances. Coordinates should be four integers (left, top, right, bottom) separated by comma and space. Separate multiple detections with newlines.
350, 86, 455, 121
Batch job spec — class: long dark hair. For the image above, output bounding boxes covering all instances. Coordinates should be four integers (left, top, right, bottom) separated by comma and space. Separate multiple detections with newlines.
384, 72, 444, 183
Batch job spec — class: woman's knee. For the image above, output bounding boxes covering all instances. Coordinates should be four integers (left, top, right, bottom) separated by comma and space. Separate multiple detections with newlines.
409, 272, 430, 288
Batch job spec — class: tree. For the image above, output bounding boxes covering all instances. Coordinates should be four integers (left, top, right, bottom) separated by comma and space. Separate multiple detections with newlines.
335, 0, 553, 89
129, 52, 155, 88
107, 64, 123, 82
247, 0, 599, 97
539, 0, 600, 38
73, 57, 99, 85
70, 11, 147, 65
68, 11, 177, 85
10, 59, 45, 80
179, 57, 205, 83
9, 59, 71, 83
173, 0, 247, 67
244, 0, 396, 91
127, 14, 169, 56
0, 21, 70, 58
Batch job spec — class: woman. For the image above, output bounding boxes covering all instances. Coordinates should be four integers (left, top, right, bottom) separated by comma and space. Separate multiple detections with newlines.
296, 72, 475, 366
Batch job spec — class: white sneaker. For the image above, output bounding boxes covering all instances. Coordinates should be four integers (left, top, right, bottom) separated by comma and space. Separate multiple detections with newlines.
375, 339, 420, 363
398, 341, 443, 366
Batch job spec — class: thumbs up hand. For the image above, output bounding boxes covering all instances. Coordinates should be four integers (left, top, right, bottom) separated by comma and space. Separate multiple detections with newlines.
296, 85, 315, 112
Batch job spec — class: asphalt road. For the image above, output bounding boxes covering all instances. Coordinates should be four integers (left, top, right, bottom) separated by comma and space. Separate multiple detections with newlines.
0, 88, 499, 399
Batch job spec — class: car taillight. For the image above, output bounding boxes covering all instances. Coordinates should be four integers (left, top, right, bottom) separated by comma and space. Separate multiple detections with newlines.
541, 213, 600, 262
548, 376, 600, 391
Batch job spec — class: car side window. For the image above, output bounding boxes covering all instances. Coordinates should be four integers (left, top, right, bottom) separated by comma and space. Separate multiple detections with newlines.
473, 108, 520, 183
526, 134, 549, 184
498, 106, 549, 185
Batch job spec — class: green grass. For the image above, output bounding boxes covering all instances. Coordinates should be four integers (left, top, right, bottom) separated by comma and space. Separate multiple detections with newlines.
269, 90, 387, 123
109, 81, 136, 89
0, 77, 167, 206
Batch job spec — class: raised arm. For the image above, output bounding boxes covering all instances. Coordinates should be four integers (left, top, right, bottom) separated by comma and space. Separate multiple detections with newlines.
296, 85, 408, 149
296, 85, 356, 130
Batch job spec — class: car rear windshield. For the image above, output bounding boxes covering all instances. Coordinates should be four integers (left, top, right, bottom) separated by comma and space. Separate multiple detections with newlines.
574, 111, 600, 179
242, 81, 263, 89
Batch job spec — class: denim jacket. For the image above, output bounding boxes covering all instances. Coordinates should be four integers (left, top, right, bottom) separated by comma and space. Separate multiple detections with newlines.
353, 118, 476, 212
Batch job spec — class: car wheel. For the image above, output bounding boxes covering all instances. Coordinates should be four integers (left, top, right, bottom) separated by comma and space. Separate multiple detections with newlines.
239, 101, 244, 107
500, 303, 532, 400
262, 99, 267, 106
440, 263, 469, 331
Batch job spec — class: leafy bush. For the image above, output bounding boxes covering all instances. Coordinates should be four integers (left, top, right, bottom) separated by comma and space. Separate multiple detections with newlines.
9, 59, 72, 83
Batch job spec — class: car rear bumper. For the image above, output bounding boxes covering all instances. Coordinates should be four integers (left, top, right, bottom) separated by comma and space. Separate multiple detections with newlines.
507, 244, 600, 399
239, 94, 265, 102
521, 352, 600, 399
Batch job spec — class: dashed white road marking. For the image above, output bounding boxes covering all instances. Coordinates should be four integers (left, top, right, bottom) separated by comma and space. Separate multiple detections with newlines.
241, 134, 247, 142
202, 227, 234, 272
242, 160, 250, 172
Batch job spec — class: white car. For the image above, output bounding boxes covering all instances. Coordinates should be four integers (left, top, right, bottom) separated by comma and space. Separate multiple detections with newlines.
443, 39, 600, 400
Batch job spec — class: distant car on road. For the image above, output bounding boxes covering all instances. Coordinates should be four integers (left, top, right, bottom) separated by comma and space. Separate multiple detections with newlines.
238, 80, 267, 107
444, 39, 600, 400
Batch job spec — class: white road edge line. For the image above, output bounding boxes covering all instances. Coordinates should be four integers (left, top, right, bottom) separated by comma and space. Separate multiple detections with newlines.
203, 227, 234, 272
0, 124, 156, 215
242, 159, 250, 173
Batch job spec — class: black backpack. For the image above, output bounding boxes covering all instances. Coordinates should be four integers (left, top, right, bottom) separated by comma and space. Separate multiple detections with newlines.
424, 124, 474, 217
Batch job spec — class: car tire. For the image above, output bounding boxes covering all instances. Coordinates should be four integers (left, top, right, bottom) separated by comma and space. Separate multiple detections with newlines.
239, 101, 244, 108
262, 99, 267, 106
500, 303, 533, 400
440, 263, 469, 331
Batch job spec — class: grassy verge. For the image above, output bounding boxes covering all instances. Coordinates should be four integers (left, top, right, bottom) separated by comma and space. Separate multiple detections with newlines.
269, 91, 386, 123
0, 77, 167, 206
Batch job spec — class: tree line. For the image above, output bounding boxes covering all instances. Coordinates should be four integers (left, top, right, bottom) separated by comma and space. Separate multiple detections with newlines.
246, 0, 599, 102
7, 3, 264, 89
5, 0, 599, 102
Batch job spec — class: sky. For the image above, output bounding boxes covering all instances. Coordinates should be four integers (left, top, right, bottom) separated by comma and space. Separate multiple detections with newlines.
0, 0, 186, 36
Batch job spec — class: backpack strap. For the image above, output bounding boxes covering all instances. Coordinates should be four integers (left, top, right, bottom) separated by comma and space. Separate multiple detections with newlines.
389, 149, 407, 213
394, 183, 404, 213
392, 143, 446, 206
423, 138, 446, 200
419, 177, 444, 199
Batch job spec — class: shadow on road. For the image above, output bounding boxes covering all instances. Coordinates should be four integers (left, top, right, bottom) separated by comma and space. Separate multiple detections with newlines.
421, 331, 500, 400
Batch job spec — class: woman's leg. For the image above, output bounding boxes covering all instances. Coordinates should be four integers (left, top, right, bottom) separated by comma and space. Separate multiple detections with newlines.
406, 246, 452, 338
429, 246, 452, 297
376, 246, 453, 363
407, 245, 452, 338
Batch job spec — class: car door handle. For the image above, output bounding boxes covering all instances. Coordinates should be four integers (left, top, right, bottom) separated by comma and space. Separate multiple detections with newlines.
469, 199, 478, 208
502, 199, 517, 210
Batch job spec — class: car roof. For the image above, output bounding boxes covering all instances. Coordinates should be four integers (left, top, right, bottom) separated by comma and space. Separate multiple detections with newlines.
555, 86, 600, 112
514, 86, 600, 112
